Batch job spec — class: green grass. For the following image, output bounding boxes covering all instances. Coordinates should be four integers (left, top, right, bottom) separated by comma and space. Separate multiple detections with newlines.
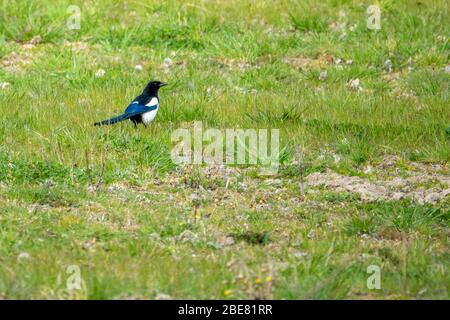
0, 0, 449, 299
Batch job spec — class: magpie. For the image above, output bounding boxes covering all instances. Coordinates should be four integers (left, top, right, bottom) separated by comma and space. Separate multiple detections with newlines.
94, 80, 167, 127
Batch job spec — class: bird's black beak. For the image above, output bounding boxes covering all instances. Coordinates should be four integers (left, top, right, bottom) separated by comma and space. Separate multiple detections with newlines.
159, 82, 168, 87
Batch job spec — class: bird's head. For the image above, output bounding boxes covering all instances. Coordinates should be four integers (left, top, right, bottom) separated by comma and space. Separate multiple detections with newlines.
144, 80, 168, 96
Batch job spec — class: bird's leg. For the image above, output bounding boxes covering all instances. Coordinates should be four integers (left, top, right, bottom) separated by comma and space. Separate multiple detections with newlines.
144, 124, 147, 128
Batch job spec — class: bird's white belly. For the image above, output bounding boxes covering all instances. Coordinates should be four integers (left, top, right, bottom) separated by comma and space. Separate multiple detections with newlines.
142, 108, 158, 125
142, 97, 159, 125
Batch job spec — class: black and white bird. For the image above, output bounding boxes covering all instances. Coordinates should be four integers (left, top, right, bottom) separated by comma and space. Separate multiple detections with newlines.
94, 80, 167, 127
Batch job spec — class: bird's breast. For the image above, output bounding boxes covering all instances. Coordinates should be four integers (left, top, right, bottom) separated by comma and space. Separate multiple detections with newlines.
146, 97, 158, 107
142, 97, 159, 125
142, 107, 158, 124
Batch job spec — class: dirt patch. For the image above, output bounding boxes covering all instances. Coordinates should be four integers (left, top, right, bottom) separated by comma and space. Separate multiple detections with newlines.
213, 57, 255, 72
307, 170, 449, 204
1, 37, 46, 73
282, 54, 334, 70
99, 159, 448, 211
2, 50, 34, 73
63, 40, 90, 53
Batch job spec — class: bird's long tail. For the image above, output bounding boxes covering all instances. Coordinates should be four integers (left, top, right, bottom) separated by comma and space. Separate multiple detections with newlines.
94, 113, 129, 126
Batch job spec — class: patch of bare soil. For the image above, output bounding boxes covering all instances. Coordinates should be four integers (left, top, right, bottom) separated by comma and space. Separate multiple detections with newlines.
2, 51, 34, 73
98, 158, 448, 209
2, 37, 44, 74
62, 40, 90, 53
307, 157, 449, 204
213, 57, 255, 72
282, 54, 334, 71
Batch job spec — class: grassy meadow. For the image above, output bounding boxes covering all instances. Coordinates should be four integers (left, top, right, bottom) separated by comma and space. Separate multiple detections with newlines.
0, 0, 449, 299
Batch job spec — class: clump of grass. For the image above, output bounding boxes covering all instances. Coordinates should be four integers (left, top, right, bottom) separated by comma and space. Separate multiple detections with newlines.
405, 71, 450, 98
229, 231, 271, 245
0, 152, 78, 184
344, 215, 378, 236
12, 185, 80, 208
355, 201, 449, 234
289, 12, 328, 33
183, 168, 224, 190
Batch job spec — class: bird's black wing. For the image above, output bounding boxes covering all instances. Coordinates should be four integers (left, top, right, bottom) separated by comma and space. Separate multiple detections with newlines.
94, 104, 157, 126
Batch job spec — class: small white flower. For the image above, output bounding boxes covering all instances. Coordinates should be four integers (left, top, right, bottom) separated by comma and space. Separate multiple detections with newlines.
347, 78, 361, 91
364, 166, 373, 174
17, 252, 31, 261
345, 59, 353, 65
0, 82, 10, 90
445, 65, 450, 74
163, 58, 173, 67
95, 69, 106, 78
319, 70, 327, 81
333, 154, 341, 163
161, 58, 173, 73
384, 59, 393, 72
30, 35, 42, 45
134, 64, 143, 71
